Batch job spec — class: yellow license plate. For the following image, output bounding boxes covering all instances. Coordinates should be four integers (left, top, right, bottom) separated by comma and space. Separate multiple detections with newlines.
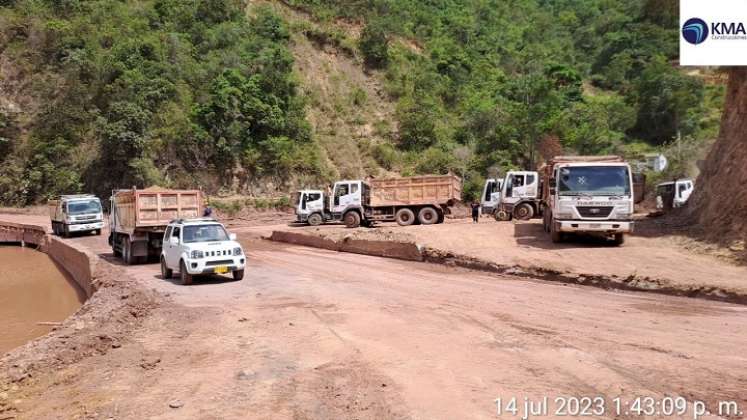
214, 266, 229, 274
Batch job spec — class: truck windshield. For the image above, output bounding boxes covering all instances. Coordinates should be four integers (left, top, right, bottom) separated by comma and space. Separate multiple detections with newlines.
558, 166, 631, 196
67, 200, 102, 215
183, 225, 229, 243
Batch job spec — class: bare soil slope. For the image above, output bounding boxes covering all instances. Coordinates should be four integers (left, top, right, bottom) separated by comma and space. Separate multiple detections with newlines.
253, 1, 398, 180
689, 68, 747, 247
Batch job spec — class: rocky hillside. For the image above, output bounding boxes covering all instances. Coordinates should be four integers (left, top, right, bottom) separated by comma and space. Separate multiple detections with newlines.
689, 69, 747, 246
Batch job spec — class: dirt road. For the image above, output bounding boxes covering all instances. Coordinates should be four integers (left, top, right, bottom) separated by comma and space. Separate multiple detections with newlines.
2, 215, 746, 419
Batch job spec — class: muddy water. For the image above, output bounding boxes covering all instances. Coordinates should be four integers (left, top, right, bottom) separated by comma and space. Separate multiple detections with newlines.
0, 246, 85, 354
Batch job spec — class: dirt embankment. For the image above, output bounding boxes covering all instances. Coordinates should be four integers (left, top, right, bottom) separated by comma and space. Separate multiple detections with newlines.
0, 221, 159, 419
689, 68, 747, 251
266, 218, 747, 305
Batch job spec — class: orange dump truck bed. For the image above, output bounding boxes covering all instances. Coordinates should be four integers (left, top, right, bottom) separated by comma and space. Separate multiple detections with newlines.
112, 187, 203, 231
369, 175, 462, 207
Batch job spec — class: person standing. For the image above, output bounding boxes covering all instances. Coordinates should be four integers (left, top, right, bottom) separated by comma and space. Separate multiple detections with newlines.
470, 202, 480, 223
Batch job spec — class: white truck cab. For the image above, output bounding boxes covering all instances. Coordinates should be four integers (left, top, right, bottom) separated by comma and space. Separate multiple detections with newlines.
487, 171, 541, 221
160, 218, 246, 285
543, 158, 634, 245
294, 189, 329, 226
48, 195, 104, 237
496, 171, 540, 221
331, 180, 365, 214
480, 178, 503, 215
656, 179, 694, 210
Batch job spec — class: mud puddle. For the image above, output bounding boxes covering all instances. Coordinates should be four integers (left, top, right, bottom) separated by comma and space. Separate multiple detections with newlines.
0, 246, 85, 354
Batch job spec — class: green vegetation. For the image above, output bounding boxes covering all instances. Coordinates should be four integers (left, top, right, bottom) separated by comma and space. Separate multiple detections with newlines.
286, 0, 724, 199
0, 0, 324, 204
0, 0, 725, 204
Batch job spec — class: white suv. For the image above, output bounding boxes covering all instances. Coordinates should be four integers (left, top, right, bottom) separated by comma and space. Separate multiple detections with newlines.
160, 218, 246, 285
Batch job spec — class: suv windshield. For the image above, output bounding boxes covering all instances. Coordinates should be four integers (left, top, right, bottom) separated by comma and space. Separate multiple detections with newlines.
183, 224, 229, 243
558, 166, 631, 196
67, 200, 102, 215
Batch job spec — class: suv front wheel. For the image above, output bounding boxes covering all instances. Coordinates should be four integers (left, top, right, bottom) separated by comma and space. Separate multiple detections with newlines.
161, 257, 173, 279
180, 260, 193, 285
233, 269, 244, 281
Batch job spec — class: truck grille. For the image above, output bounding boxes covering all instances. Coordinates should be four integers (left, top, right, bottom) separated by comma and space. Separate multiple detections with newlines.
206, 260, 234, 266
76, 215, 97, 221
576, 206, 613, 218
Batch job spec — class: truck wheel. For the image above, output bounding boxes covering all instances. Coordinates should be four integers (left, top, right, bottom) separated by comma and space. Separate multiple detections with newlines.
612, 233, 625, 246
94, 229, 102, 236
395, 208, 415, 226
180, 260, 193, 285
308, 213, 323, 226
437, 210, 445, 224
344, 211, 361, 228
161, 257, 173, 279
495, 209, 511, 222
514, 203, 534, 221
232, 269, 244, 281
550, 222, 563, 243
418, 207, 439, 225
122, 237, 133, 265
62, 225, 70, 238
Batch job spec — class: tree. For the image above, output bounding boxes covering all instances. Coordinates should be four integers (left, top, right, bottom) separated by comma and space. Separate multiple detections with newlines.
631, 56, 704, 144
359, 20, 389, 68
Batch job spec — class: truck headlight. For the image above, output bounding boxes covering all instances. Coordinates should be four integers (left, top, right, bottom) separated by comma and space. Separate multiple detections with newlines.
191, 250, 204, 259
233, 247, 242, 256
615, 205, 632, 217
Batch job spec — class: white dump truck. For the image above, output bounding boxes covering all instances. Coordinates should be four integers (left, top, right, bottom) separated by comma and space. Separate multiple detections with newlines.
540, 156, 634, 245
48, 194, 104, 237
332, 175, 462, 227
294, 175, 462, 228
490, 171, 541, 221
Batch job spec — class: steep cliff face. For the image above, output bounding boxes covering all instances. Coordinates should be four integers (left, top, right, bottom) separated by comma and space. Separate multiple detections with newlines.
689, 69, 747, 242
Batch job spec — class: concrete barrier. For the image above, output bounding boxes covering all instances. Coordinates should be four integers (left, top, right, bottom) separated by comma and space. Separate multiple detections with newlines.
0, 220, 96, 299
269, 230, 340, 252
339, 238, 423, 262
269, 230, 424, 262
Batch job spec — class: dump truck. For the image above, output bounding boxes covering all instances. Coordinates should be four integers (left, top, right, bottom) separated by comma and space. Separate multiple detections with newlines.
48, 195, 104, 237
540, 156, 634, 245
109, 187, 204, 264
326, 175, 461, 227
488, 171, 541, 221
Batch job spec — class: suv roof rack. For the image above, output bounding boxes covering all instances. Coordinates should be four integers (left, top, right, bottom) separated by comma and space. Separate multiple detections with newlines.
170, 217, 218, 224
58, 194, 98, 200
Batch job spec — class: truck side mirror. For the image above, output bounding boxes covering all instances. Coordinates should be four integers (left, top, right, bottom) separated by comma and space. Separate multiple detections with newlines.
549, 178, 557, 188
229, 233, 237, 241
